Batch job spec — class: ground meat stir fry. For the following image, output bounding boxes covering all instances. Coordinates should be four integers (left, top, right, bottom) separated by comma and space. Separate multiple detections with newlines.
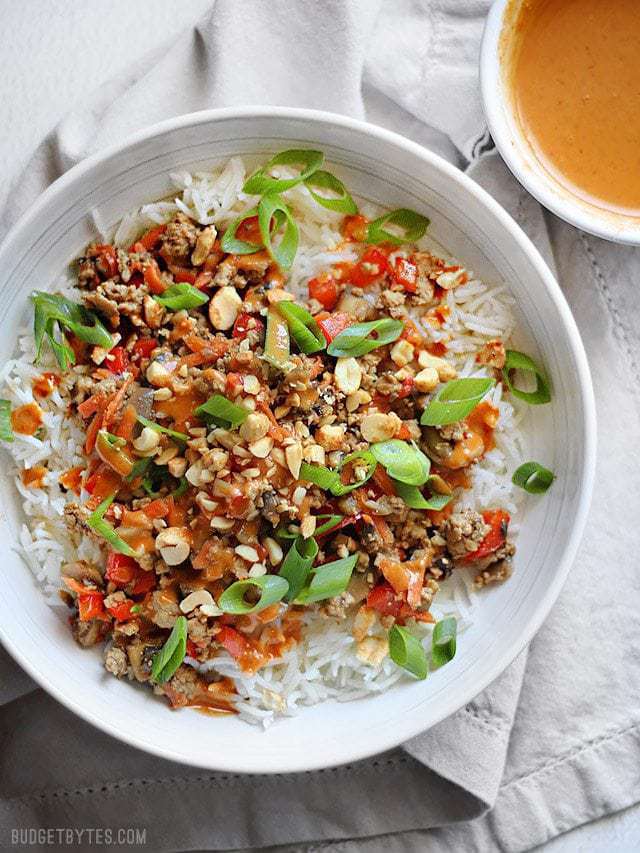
49, 204, 516, 711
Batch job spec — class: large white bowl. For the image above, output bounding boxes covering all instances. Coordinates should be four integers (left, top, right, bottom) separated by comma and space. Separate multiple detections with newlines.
481, 0, 640, 245
0, 108, 595, 773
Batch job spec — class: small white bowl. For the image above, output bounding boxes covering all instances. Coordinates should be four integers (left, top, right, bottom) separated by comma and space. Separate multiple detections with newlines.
0, 107, 595, 773
481, 0, 640, 245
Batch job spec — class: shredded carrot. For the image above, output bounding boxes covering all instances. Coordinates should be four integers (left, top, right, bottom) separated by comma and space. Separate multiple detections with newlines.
103, 375, 133, 429
115, 403, 138, 441
78, 393, 107, 420
85, 411, 102, 454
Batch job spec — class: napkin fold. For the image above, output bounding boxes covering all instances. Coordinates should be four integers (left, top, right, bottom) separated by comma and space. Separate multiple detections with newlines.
2, 2, 640, 851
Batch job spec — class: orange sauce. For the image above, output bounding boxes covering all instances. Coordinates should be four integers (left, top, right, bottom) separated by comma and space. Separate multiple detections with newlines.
509, 0, 640, 214
32, 372, 60, 399
21, 465, 47, 489
155, 389, 204, 432
11, 402, 43, 436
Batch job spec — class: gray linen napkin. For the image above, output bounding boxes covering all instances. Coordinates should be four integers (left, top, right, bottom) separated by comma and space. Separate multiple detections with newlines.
1, 2, 639, 851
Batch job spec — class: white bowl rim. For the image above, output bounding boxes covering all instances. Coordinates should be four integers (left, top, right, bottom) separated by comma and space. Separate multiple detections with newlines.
480, 0, 640, 246
0, 106, 596, 772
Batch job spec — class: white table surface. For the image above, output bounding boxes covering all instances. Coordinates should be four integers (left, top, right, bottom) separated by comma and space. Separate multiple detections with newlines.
1, 1, 638, 850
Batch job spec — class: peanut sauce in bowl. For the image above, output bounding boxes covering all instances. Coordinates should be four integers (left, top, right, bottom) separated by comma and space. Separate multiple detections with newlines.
481, 0, 640, 243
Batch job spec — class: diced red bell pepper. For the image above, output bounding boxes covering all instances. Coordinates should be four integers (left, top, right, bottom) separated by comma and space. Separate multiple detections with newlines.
308, 275, 339, 310
77, 590, 107, 622
131, 337, 158, 362
366, 583, 404, 618
393, 257, 418, 293
236, 215, 262, 244
217, 626, 249, 659
318, 312, 353, 343
397, 377, 414, 399
342, 214, 369, 242
349, 247, 389, 287
169, 266, 197, 284
105, 346, 129, 374
463, 509, 510, 562
143, 262, 167, 295
105, 552, 139, 586
106, 599, 135, 622
232, 312, 265, 340
135, 224, 166, 252
94, 245, 119, 279
132, 570, 157, 596
186, 638, 198, 658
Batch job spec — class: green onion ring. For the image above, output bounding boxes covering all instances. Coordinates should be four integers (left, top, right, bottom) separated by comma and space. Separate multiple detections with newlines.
366, 209, 430, 246
153, 283, 208, 311
431, 616, 457, 668
151, 616, 188, 683
194, 394, 249, 429
295, 554, 358, 604
275, 301, 326, 354
512, 461, 554, 494
420, 377, 495, 426
304, 170, 358, 214
279, 536, 319, 601
326, 318, 404, 358
502, 349, 551, 405
218, 574, 290, 615
258, 193, 299, 270
389, 624, 428, 679
243, 149, 324, 195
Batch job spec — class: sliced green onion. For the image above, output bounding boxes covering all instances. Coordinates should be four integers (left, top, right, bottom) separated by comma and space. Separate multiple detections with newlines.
153, 283, 208, 311
333, 449, 378, 496
275, 301, 326, 354
218, 574, 289, 615
101, 430, 126, 448
125, 456, 152, 482
392, 480, 452, 511
299, 461, 342, 492
263, 307, 291, 370
220, 206, 262, 255
279, 536, 319, 601
87, 494, 139, 558
370, 440, 430, 486
299, 456, 376, 497
503, 349, 551, 405
31, 291, 113, 371
0, 400, 14, 442
512, 461, 554, 494
327, 318, 404, 357
151, 615, 187, 683
421, 377, 495, 426
304, 170, 357, 214
295, 554, 358, 604
366, 209, 430, 246
258, 193, 299, 270
194, 394, 248, 428
314, 514, 344, 535
243, 149, 324, 195
136, 414, 188, 442
275, 514, 344, 541
388, 624, 428, 679
431, 616, 457, 668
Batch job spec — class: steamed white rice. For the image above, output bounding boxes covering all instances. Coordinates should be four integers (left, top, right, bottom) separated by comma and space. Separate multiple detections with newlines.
1, 157, 527, 726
